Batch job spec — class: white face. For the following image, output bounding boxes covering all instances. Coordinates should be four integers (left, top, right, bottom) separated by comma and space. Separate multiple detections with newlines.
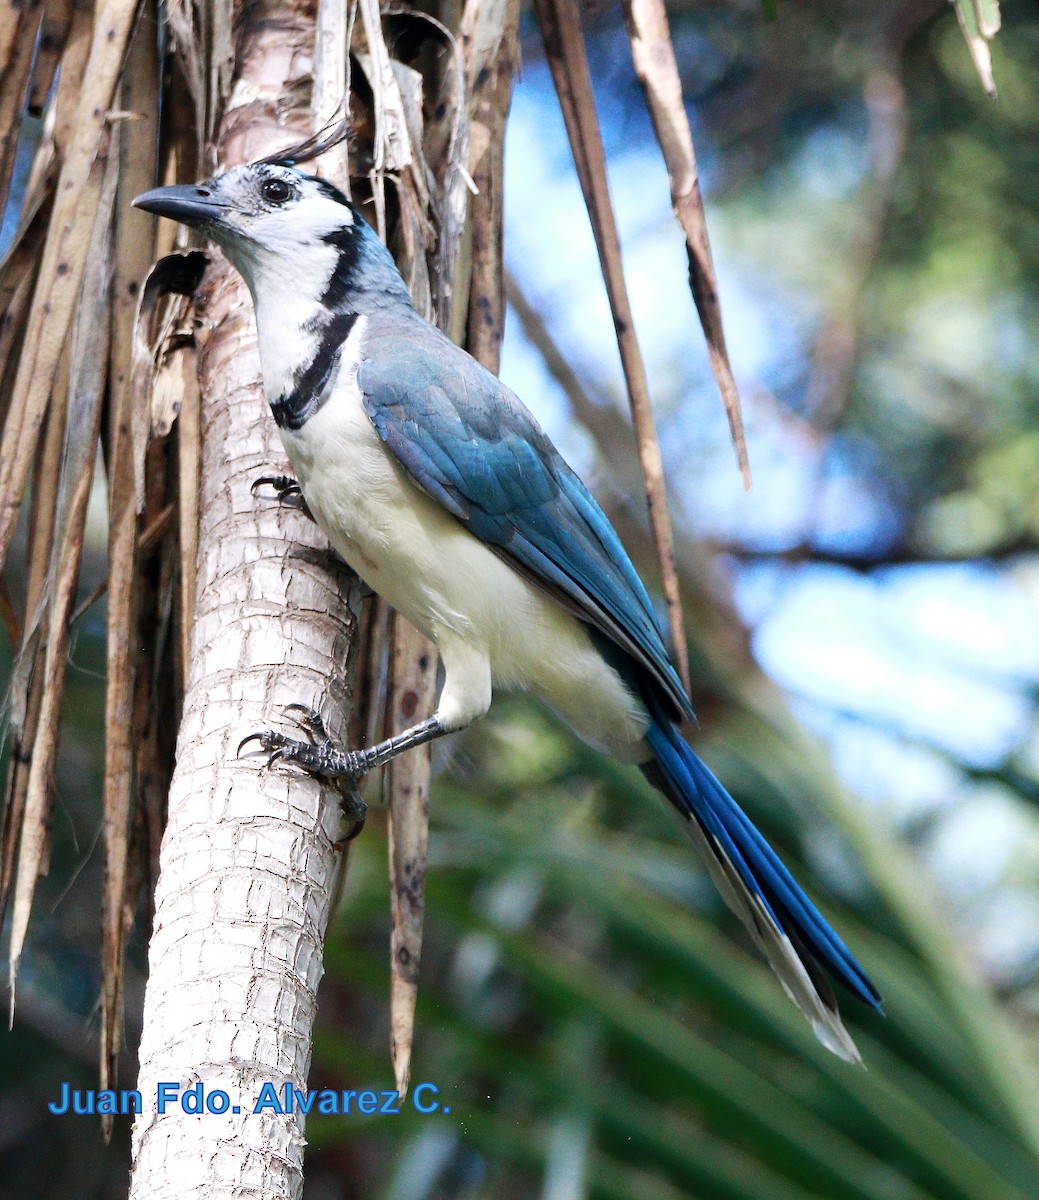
194, 163, 356, 277
134, 160, 409, 325
134, 159, 411, 407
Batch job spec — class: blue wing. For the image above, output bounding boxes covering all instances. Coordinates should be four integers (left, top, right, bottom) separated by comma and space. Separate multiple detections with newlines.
358, 318, 692, 722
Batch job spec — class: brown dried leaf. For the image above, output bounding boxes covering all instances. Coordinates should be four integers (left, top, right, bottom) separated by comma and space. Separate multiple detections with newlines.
392, 170, 434, 321
130, 253, 208, 492
175, 344, 201, 673
209, 0, 235, 136
0, 0, 43, 221
623, 0, 750, 490
98, 23, 161, 1100
399, 9, 470, 337
100, 248, 205, 1088
0, 0, 142, 578
347, 594, 390, 771
354, 1, 414, 177
69, 502, 175, 627
384, 615, 436, 1098
9, 346, 69, 738
51, 0, 94, 158
312, 0, 354, 192
533, 0, 691, 692
111, 9, 161, 484
0, 138, 56, 426
0, 652, 44, 925
0, 363, 65, 922
391, 59, 433, 213
150, 330, 193, 438
0, 151, 56, 310
164, 0, 205, 149
8, 126, 117, 999
460, 0, 511, 82
28, 0, 75, 116
0, 575, 19, 647
0, 3, 23, 67
462, 0, 520, 372
0, 261, 41, 439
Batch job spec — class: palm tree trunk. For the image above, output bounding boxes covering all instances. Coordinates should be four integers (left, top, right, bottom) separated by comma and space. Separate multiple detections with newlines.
128, 3, 360, 1194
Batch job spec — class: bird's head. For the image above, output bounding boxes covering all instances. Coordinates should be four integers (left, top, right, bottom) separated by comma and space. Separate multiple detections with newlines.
133, 161, 410, 313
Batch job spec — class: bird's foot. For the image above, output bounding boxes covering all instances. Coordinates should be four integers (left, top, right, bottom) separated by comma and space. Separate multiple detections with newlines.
238, 704, 368, 840
251, 474, 314, 521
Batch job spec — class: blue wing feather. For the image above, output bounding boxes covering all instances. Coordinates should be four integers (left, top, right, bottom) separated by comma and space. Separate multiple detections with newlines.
358, 317, 692, 722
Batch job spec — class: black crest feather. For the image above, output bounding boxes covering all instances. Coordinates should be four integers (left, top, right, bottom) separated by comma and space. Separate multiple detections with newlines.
256, 117, 355, 170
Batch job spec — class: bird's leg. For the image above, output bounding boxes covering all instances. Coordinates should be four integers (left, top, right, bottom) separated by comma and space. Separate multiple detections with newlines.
239, 704, 445, 838
251, 473, 314, 522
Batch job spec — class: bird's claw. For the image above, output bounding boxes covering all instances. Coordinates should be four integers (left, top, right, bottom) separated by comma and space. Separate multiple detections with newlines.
251, 473, 301, 501
282, 701, 330, 742
332, 800, 367, 847
237, 707, 369, 842
251, 474, 313, 519
236, 728, 309, 770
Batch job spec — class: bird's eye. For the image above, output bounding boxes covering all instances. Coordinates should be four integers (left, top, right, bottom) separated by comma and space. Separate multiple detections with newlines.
261, 178, 292, 205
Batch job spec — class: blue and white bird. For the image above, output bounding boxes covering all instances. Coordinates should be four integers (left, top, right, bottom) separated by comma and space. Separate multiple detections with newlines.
134, 156, 882, 1061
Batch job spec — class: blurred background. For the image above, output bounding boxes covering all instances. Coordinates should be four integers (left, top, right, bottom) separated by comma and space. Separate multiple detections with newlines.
3, 1, 1039, 1197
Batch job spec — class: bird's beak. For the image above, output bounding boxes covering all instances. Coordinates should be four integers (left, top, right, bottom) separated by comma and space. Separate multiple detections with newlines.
132, 184, 228, 227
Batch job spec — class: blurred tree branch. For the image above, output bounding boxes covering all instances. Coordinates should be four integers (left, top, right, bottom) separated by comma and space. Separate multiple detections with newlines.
712, 535, 1039, 571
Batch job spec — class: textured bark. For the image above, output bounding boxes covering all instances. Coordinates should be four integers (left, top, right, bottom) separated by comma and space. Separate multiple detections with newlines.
128, 5, 360, 1196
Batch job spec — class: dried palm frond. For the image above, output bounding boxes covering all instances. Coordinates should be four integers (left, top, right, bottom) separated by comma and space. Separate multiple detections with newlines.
533, 0, 693, 693
624, 0, 751, 488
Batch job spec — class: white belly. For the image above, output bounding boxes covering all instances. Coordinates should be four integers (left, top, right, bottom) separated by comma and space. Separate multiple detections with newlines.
278, 377, 649, 755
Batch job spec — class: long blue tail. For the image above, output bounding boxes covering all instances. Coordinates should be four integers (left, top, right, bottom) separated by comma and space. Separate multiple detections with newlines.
644, 716, 882, 1061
